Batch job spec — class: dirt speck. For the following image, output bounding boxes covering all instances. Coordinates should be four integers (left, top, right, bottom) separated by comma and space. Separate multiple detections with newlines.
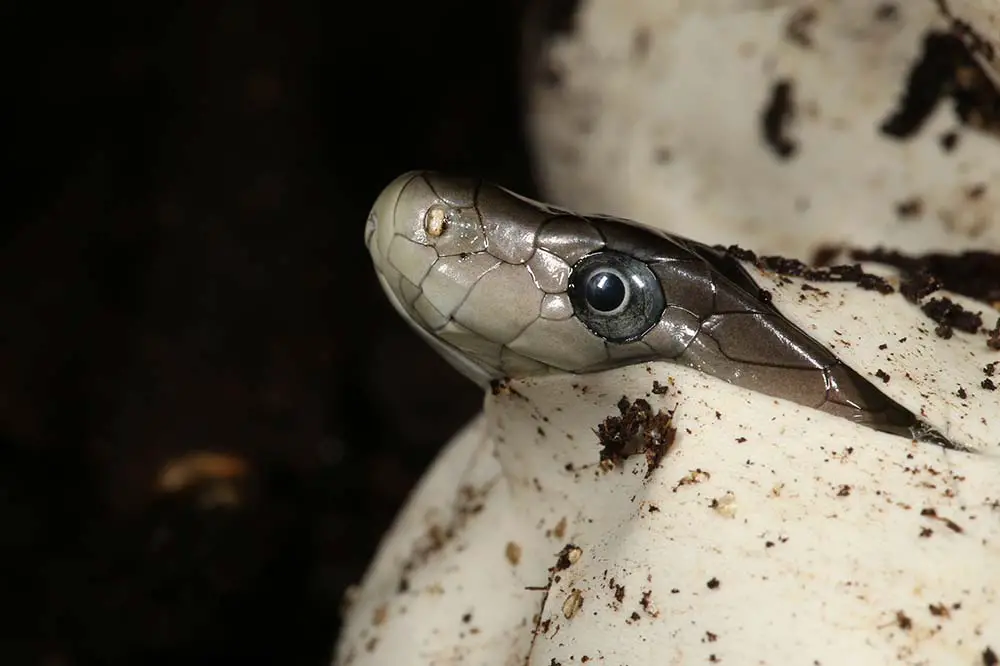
554, 544, 582, 571
988, 319, 1000, 350
880, 32, 1000, 140
505, 541, 522, 566
801, 282, 829, 296
939, 130, 960, 152
710, 492, 737, 518
928, 602, 950, 618
609, 579, 626, 604
785, 7, 817, 48
549, 516, 568, 540
706, 577, 720, 590
921, 296, 982, 338
674, 468, 711, 491
726, 246, 894, 294
761, 79, 798, 159
597, 397, 677, 479
640, 590, 659, 617
875, 3, 898, 21
562, 589, 584, 619
851, 247, 1000, 305
895, 197, 924, 219
920, 507, 964, 533
490, 378, 527, 400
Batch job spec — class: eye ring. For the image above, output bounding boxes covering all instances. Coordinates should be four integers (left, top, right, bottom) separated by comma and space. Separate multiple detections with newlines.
568, 251, 666, 343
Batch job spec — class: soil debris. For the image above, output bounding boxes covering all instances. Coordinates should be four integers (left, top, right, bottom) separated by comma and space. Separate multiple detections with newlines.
597, 397, 676, 479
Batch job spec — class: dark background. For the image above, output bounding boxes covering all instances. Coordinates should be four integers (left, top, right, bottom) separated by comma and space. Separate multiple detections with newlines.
2, 1, 534, 664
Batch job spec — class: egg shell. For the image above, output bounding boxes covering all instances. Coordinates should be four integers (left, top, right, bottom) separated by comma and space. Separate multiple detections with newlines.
525, 0, 1000, 257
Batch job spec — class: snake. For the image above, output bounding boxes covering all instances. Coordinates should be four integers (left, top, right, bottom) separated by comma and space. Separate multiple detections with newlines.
365, 170, 946, 443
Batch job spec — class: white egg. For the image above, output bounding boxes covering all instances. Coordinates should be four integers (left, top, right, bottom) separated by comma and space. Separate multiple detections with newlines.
336, 2, 1000, 664
525, 0, 1000, 258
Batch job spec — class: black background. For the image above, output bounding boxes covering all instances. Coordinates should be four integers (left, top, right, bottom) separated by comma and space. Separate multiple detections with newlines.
3, 1, 534, 663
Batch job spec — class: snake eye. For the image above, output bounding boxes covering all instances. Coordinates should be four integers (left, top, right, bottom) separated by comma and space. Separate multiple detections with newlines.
568, 251, 666, 343
584, 269, 628, 313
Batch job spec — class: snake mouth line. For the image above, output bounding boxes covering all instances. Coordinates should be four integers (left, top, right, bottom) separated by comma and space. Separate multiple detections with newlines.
373, 269, 497, 387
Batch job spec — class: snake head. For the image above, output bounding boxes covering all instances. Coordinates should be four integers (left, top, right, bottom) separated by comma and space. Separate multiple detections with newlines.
366, 172, 945, 444
366, 171, 671, 386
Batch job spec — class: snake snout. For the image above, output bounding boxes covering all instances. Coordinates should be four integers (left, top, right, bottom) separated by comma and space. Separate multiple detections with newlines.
366, 171, 425, 262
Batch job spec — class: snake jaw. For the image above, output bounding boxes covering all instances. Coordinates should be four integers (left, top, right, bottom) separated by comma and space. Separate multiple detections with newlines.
373, 269, 498, 388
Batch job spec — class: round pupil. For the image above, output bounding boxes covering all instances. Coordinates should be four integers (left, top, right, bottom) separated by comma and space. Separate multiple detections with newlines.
586, 271, 626, 312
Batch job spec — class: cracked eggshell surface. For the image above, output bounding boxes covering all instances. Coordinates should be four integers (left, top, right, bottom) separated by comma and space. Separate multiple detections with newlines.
337, 2, 1000, 663
341, 188, 1000, 664
336, 361, 1000, 664
524, 0, 1000, 257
